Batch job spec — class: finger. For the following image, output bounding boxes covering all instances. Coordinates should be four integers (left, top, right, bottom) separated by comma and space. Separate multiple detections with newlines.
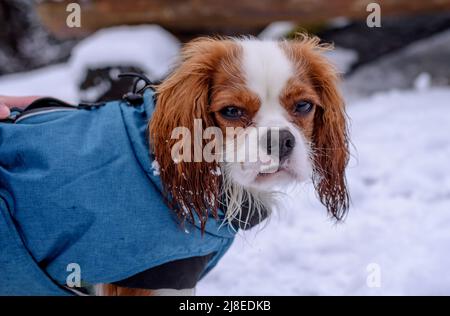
0, 96, 41, 109
0, 103, 11, 119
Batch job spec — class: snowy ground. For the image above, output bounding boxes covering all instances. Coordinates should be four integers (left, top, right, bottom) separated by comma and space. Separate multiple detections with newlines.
1, 26, 449, 295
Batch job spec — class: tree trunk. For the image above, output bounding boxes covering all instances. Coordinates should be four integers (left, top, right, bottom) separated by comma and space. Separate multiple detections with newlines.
37, 0, 450, 39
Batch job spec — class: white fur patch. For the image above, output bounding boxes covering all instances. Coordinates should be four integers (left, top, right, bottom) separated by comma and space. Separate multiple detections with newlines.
239, 40, 294, 106
234, 39, 312, 187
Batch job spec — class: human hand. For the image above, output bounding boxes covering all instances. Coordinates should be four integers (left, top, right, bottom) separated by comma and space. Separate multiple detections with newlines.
0, 96, 42, 119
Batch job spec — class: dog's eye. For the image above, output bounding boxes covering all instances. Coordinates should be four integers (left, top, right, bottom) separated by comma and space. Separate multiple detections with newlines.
294, 101, 314, 115
219, 106, 244, 120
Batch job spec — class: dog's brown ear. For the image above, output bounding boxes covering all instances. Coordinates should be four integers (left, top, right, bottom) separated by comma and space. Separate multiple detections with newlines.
149, 38, 237, 230
289, 36, 350, 219
311, 64, 349, 220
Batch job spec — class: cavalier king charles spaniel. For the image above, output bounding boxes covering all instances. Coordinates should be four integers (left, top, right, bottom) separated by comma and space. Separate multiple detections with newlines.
101, 35, 349, 295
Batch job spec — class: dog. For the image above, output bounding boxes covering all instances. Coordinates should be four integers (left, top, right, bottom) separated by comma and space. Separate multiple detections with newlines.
0, 35, 348, 296
100, 35, 349, 295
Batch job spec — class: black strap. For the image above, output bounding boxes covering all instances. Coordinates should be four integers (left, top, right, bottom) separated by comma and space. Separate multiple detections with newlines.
112, 253, 215, 290
0, 97, 108, 124
0, 97, 81, 123
0, 72, 156, 124
118, 72, 153, 94
24, 97, 78, 111
24, 97, 108, 111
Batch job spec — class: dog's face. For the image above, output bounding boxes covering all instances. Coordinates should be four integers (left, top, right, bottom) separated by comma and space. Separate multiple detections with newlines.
150, 36, 349, 229
210, 40, 320, 192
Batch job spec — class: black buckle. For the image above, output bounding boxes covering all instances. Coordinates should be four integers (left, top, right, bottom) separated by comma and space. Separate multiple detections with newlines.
78, 101, 107, 110
118, 72, 154, 106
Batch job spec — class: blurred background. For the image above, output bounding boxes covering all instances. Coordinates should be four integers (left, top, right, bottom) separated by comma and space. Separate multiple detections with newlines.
1, 0, 450, 295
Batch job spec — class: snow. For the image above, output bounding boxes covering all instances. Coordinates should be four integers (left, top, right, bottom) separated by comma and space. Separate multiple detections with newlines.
0, 25, 180, 102
69, 25, 180, 85
0, 25, 449, 295
258, 22, 296, 40
414, 73, 432, 91
325, 47, 358, 74
259, 22, 359, 75
151, 160, 161, 176
0, 64, 78, 102
211, 166, 222, 176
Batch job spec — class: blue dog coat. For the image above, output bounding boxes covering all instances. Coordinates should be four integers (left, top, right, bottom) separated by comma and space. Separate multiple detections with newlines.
0, 88, 236, 295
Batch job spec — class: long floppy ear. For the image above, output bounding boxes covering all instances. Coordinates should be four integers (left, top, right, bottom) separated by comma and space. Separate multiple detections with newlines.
290, 36, 350, 219
149, 38, 236, 230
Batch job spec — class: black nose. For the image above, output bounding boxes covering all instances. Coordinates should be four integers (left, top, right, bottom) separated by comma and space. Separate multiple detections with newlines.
265, 129, 296, 163
278, 130, 296, 162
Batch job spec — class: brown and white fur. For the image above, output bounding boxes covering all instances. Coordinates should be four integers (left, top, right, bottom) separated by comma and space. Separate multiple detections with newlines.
98, 35, 349, 296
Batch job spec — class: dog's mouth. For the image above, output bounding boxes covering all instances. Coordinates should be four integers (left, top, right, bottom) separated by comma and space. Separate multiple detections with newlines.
256, 166, 296, 181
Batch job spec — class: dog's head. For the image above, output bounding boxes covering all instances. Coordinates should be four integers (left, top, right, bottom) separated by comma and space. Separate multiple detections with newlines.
149, 36, 349, 230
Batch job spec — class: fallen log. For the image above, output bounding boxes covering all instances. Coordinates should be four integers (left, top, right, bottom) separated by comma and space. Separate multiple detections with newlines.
36, 0, 450, 38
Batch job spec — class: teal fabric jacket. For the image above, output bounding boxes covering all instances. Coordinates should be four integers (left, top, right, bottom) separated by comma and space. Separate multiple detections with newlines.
0, 89, 235, 295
